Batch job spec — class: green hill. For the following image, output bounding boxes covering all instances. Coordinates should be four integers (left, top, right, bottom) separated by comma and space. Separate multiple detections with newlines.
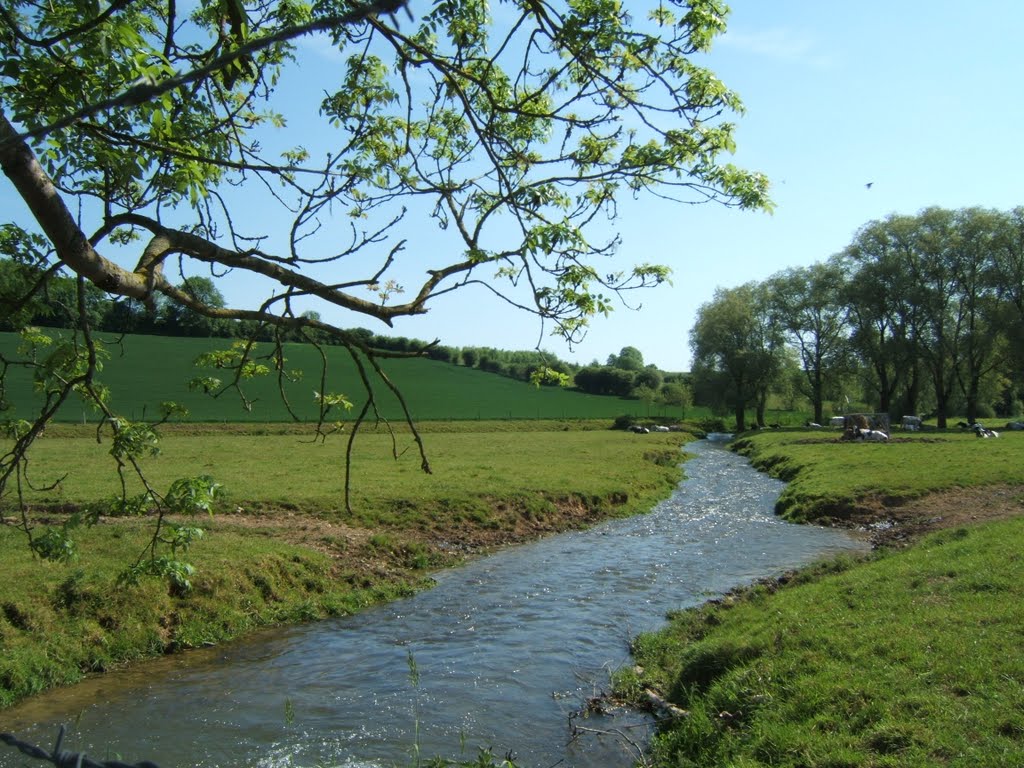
0, 331, 676, 422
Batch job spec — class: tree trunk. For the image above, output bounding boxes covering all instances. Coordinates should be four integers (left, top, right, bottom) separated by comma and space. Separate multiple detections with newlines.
873, 359, 893, 415
904, 364, 921, 417
965, 375, 981, 424
812, 368, 824, 425
734, 400, 746, 432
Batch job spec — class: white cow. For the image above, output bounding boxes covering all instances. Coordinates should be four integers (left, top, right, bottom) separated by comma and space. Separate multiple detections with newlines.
857, 428, 889, 442
901, 415, 922, 431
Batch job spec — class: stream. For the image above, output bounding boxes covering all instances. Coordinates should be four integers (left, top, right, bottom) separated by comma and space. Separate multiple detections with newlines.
0, 437, 868, 768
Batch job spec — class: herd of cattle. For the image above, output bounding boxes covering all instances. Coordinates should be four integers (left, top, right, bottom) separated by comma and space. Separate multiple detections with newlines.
629, 416, 1024, 438
804, 414, 1024, 441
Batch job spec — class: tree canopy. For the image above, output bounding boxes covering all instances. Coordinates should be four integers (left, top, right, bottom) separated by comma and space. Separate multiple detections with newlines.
0, 0, 769, 576
1, 0, 768, 344
689, 282, 783, 431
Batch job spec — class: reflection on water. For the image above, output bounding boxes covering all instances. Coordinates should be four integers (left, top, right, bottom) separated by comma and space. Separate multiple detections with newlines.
0, 439, 867, 768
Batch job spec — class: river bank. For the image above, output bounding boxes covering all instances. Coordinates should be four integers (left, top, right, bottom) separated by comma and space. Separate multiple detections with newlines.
0, 423, 692, 709
618, 429, 1024, 767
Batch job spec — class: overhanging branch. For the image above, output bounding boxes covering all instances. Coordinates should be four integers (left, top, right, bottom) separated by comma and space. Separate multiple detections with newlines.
0, 0, 412, 151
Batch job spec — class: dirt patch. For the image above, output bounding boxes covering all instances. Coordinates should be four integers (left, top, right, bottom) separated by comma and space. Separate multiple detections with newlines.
824, 485, 1024, 548
202, 495, 616, 574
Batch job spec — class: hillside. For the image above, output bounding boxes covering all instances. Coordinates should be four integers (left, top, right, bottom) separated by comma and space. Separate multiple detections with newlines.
0, 331, 673, 422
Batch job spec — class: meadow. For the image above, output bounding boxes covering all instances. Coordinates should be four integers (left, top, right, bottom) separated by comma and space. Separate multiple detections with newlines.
619, 519, 1024, 766
0, 331, 685, 422
7, 422, 688, 523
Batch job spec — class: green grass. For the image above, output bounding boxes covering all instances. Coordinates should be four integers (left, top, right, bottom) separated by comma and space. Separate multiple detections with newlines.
618, 519, 1024, 767
731, 429, 1024, 522
0, 424, 692, 708
0, 331, 687, 422
7, 424, 687, 517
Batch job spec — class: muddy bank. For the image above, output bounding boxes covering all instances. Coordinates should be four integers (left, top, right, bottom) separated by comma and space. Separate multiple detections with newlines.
807, 484, 1024, 548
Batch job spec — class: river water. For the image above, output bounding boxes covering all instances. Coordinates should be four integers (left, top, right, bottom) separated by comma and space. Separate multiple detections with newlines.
0, 437, 868, 768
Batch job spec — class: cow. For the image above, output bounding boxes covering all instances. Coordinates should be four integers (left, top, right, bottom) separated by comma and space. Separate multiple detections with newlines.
901, 415, 922, 431
857, 428, 889, 442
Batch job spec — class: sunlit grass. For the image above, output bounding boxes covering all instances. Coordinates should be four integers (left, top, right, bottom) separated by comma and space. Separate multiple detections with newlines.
8, 426, 687, 519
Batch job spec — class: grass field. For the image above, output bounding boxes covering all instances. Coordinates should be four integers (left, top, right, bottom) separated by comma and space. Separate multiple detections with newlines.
0, 331, 687, 422
7, 421, 688, 522
619, 519, 1024, 766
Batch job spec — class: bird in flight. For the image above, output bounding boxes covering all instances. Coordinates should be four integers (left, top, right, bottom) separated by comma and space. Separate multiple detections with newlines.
865, 182, 874, 189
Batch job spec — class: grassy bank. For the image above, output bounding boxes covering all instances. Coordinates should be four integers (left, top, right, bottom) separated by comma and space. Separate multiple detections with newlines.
617, 429, 1024, 767
731, 429, 1024, 523
0, 422, 693, 708
619, 520, 1024, 766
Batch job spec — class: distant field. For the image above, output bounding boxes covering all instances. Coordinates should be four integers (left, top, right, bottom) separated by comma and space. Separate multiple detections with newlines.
0, 331, 684, 423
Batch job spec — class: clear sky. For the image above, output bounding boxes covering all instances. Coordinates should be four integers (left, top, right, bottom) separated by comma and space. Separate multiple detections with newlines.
387, 0, 1024, 372
6, 2, 1024, 373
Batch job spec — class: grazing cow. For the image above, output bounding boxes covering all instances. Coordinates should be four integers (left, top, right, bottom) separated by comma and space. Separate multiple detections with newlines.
629, 425, 650, 434
652, 425, 671, 432
1006, 421, 1024, 431
901, 415, 922, 431
972, 423, 999, 438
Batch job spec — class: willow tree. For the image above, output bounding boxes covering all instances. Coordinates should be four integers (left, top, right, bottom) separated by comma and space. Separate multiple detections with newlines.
0, 0, 768, 575
690, 282, 783, 432
767, 260, 848, 425
841, 215, 928, 417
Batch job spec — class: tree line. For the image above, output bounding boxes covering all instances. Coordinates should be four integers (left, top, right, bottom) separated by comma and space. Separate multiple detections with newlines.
689, 206, 1024, 431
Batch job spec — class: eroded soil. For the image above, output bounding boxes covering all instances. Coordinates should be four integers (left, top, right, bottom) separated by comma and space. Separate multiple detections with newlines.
204, 494, 609, 578
829, 484, 1024, 548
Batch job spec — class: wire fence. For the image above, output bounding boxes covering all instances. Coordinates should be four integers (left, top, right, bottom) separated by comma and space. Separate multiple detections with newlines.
0, 727, 160, 768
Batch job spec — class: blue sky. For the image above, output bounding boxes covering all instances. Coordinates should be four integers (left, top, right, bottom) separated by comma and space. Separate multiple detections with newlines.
6, 2, 1024, 372
379, 1, 1024, 370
